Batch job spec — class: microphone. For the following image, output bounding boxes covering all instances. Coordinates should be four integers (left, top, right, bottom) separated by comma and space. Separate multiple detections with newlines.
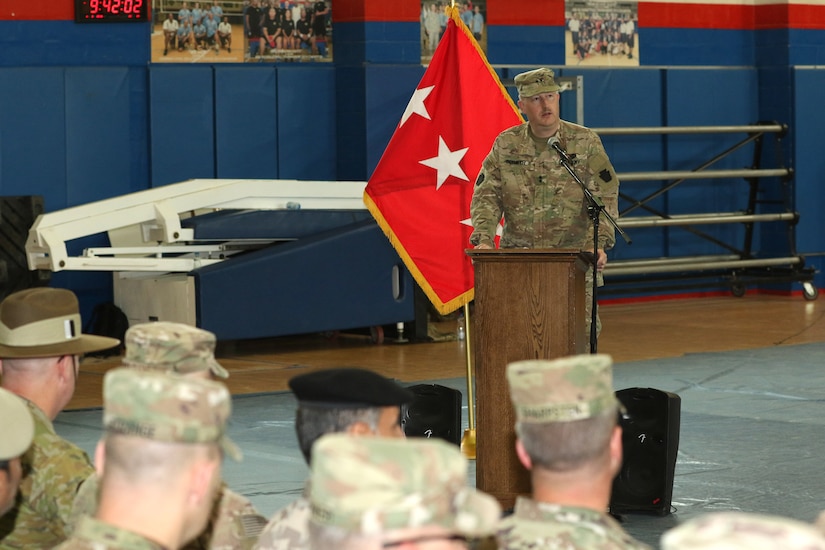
547, 136, 570, 162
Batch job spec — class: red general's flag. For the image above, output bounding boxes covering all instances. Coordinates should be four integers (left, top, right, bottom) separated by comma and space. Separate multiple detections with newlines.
363, 7, 523, 315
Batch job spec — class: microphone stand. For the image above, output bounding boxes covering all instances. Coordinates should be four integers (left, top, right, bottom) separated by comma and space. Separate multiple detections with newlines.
552, 142, 631, 353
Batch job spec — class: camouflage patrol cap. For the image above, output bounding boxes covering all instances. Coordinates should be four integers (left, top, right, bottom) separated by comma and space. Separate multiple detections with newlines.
514, 67, 561, 98
309, 434, 501, 537
123, 321, 228, 379
102, 367, 242, 460
661, 511, 825, 549
507, 354, 619, 423
0, 387, 34, 460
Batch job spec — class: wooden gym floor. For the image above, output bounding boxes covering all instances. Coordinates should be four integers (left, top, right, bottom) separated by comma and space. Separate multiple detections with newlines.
67, 293, 825, 410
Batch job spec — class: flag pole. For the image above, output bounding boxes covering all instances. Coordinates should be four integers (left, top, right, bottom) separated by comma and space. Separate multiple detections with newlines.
460, 301, 476, 459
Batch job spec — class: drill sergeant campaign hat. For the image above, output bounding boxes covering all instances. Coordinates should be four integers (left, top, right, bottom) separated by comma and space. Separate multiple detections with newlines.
514, 67, 562, 98
102, 367, 242, 460
0, 387, 34, 461
661, 511, 825, 549
308, 434, 501, 538
0, 288, 120, 358
289, 367, 414, 409
507, 354, 621, 424
122, 321, 229, 379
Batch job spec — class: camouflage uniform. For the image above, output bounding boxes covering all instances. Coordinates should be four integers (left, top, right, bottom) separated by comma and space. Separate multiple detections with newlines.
72, 322, 266, 549
470, 69, 619, 336
253, 486, 310, 550
56, 367, 244, 550
254, 368, 413, 550
0, 388, 34, 518
69, 475, 266, 550
500, 355, 648, 550
0, 399, 94, 549
308, 434, 501, 541
55, 516, 166, 550
663, 511, 825, 549
497, 498, 649, 550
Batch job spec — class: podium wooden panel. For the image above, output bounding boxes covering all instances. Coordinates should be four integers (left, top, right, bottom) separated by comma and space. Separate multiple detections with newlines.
466, 249, 588, 509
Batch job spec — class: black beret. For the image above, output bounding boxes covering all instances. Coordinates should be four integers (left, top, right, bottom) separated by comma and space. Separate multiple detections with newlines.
289, 367, 413, 408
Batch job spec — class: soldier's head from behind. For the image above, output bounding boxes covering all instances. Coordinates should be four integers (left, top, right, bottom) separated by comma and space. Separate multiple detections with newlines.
661, 511, 825, 550
289, 367, 414, 463
506, 354, 622, 475
307, 434, 501, 550
0, 288, 120, 420
96, 367, 241, 548
0, 388, 34, 517
122, 321, 228, 380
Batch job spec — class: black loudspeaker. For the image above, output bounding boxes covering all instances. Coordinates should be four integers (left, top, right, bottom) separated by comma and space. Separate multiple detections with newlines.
610, 387, 681, 516
0, 196, 50, 300
401, 384, 462, 446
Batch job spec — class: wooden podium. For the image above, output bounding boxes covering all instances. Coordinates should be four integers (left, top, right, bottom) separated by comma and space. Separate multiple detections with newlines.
466, 248, 588, 509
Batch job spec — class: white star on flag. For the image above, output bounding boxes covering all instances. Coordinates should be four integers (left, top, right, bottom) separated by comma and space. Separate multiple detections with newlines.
419, 136, 469, 190
399, 85, 434, 127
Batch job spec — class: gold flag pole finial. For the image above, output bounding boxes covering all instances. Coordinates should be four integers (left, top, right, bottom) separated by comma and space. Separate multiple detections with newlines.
460, 301, 476, 460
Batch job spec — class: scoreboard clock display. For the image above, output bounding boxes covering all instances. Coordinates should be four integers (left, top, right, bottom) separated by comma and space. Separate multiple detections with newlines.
75, 0, 149, 22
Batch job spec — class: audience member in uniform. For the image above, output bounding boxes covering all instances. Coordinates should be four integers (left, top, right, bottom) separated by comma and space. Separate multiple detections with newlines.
307, 434, 501, 549
254, 367, 414, 550
0, 288, 119, 547
69, 322, 267, 550
0, 388, 34, 517
496, 354, 650, 549
662, 511, 825, 549
55, 367, 239, 549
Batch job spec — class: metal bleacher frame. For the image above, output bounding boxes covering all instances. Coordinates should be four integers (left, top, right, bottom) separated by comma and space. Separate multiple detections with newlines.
596, 121, 818, 300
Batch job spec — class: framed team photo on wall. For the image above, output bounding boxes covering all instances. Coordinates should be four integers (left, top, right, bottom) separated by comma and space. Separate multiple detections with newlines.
150, 1, 333, 63
565, 0, 638, 66
421, 1, 485, 64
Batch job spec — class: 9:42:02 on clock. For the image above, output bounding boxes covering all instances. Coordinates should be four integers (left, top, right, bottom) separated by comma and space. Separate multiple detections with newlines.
75, 0, 149, 22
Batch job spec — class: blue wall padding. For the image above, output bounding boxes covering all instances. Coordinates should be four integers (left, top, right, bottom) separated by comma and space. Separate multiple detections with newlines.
65, 67, 148, 205
149, 65, 216, 187
0, 68, 68, 203
0, 21, 150, 68
182, 209, 373, 239
662, 69, 759, 259
787, 29, 825, 66
214, 66, 279, 179
276, 66, 337, 180
365, 65, 425, 178
791, 68, 825, 255
335, 22, 421, 65
335, 66, 368, 181
194, 219, 415, 340
486, 26, 565, 66
558, 68, 667, 262
640, 29, 755, 67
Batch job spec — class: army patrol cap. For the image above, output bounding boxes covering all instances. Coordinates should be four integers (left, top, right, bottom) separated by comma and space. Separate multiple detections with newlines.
507, 354, 620, 423
0, 288, 120, 358
0, 388, 34, 461
514, 67, 561, 98
289, 367, 413, 409
661, 511, 825, 549
102, 367, 242, 460
123, 321, 229, 379
308, 434, 501, 537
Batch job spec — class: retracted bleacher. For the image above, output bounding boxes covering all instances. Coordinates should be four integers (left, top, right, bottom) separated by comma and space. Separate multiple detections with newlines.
26, 179, 418, 340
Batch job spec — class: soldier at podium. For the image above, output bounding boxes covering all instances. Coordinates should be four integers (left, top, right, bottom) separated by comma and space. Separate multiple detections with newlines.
495, 354, 649, 549
469, 67, 619, 337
